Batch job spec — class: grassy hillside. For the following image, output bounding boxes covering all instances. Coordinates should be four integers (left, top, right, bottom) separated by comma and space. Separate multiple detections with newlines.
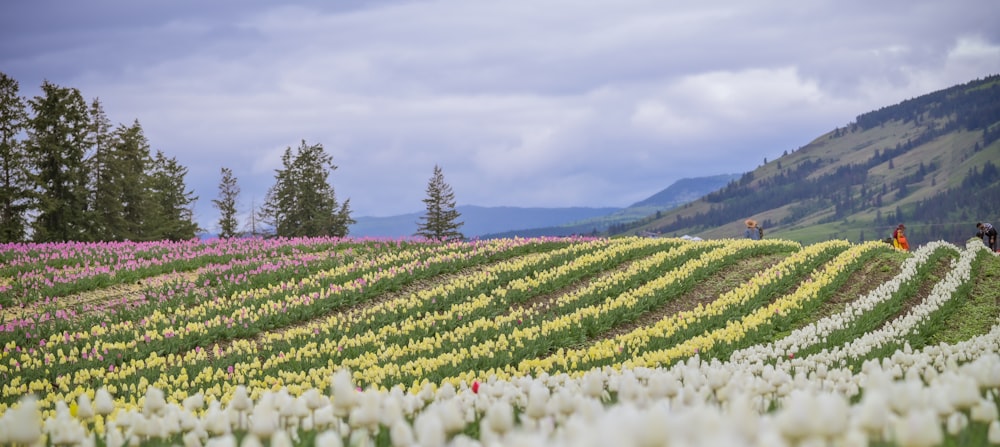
616, 75, 1000, 246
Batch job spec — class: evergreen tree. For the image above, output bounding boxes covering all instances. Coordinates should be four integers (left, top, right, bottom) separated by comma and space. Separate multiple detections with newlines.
259, 140, 352, 238
415, 164, 464, 241
26, 80, 91, 242
85, 98, 124, 240
115, 120, 153, 240
212, 167, 241, 238
0, 72, 30, 242
146, 150, 199, 240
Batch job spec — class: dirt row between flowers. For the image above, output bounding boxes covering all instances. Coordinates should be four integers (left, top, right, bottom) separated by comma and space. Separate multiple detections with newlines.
534, 249, 907, 362
0, 249, 352, 323
871, 250, 959, 333
217, 246, 670, 360
0, 270, 203, 322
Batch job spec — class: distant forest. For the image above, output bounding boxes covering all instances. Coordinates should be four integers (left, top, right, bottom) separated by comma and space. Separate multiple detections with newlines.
609, 75, 1000, 244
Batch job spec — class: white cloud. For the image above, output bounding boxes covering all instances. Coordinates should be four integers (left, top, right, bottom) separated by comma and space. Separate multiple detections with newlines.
2, 0, 999, 228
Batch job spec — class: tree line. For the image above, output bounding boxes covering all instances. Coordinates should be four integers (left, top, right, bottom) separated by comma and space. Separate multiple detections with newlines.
0, 73, 197, 242
1, 72, 466, 243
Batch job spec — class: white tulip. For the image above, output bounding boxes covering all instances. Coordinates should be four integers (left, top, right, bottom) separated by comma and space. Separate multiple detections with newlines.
205, 434, 236, 447
249, 403, 279, 440
775, 392, 817, 442
414, 408, 446, 447
633, 404, 672, 447
841, 428, 869, 447
349, 427, 374, 447
105, 422, 126, 447
948, 375, 982, 410
525, 383, 550, 420
77, 393, 95, 420
814, 393, 849, 438
6, 396, 42, 446
230, 385, 253, 413
946, 411, 968, 436
348, 391, 380, 432
893, 408, 942, 447
95, 388, 116, 416
971, 399, 999, 423
143, 386, 167, 416
315, 429, 345, 447
389, 419, 415, 447
436, 382, 456, 401
182, 430, 203, 447
240, 433, 263, 447
332, 370, 359, 417
485, 400, 515, 435
184, 393, 206, 412
271, 430, 294, 447
581, 371, 605, 400
989, 420, 1000, 444
205, 409, 232, 436
436, 401, 466, 435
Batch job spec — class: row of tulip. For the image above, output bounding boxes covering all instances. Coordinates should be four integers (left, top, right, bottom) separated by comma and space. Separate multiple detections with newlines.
29, 238, 625, 406
518, 239, 855, 375
240, 238, 715, 391
1, 238, 578, 408
5, 333, 1000, 446
416, 239, 800, 389
1, 239, 412, 337
28, 237, 687, 410
1, 236, 997, 447
622, 240, 885, 369
731, 240, 960, 364
0, 237, 363, 304
804, 239, 985, 368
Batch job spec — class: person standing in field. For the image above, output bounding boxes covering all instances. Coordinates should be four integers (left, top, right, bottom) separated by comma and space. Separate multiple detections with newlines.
744, 219, 762, 240
977, 222, 997, 251
892, 224, 910, 251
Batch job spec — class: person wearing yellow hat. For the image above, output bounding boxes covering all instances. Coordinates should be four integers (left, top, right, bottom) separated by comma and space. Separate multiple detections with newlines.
744, 219, 762, 240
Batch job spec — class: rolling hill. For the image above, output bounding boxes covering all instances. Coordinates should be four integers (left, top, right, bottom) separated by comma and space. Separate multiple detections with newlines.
612, 74, 1000, 247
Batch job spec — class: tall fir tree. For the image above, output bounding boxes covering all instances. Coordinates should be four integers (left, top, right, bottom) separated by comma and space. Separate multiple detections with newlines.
85, 98, 124, 240
259, 140, 353, 238
115, 120, 153, 240
26, 80, 91, 242
0, 72, 30, 242
145, 150, 199, 240
415, 164, 464, 241
212, 166, 241, 238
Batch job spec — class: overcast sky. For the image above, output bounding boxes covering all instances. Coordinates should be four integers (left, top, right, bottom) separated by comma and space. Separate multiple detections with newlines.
2, 0, 999, 233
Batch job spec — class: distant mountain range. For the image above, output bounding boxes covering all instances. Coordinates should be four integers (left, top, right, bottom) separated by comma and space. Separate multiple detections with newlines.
614, 74, 1000, 246
348, 174, 738, 239
349, 205, 619, 238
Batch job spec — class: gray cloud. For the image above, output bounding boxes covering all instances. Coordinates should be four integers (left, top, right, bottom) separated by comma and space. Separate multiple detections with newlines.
2, 0, 999, 233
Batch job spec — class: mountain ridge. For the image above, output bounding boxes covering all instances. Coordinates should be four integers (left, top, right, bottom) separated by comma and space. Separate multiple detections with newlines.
612, 74, 1000, 246
349, 174, 738, 239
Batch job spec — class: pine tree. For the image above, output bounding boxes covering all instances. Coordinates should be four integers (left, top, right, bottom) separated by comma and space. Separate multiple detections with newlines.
85, 98, 124, 240
0, 72, 30, 242
259, 140, 353, 238
113, 120, 153, 240
212, 167, 241, 238
26, 80, 91, 242
415, 164, 464, 241
146, 150, 199, 240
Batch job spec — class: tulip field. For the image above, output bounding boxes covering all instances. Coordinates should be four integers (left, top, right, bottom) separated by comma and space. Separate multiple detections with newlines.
1, 236, 999, 446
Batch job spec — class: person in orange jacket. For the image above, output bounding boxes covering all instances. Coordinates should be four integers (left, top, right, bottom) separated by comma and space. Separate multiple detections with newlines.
892, 224, 910, 251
